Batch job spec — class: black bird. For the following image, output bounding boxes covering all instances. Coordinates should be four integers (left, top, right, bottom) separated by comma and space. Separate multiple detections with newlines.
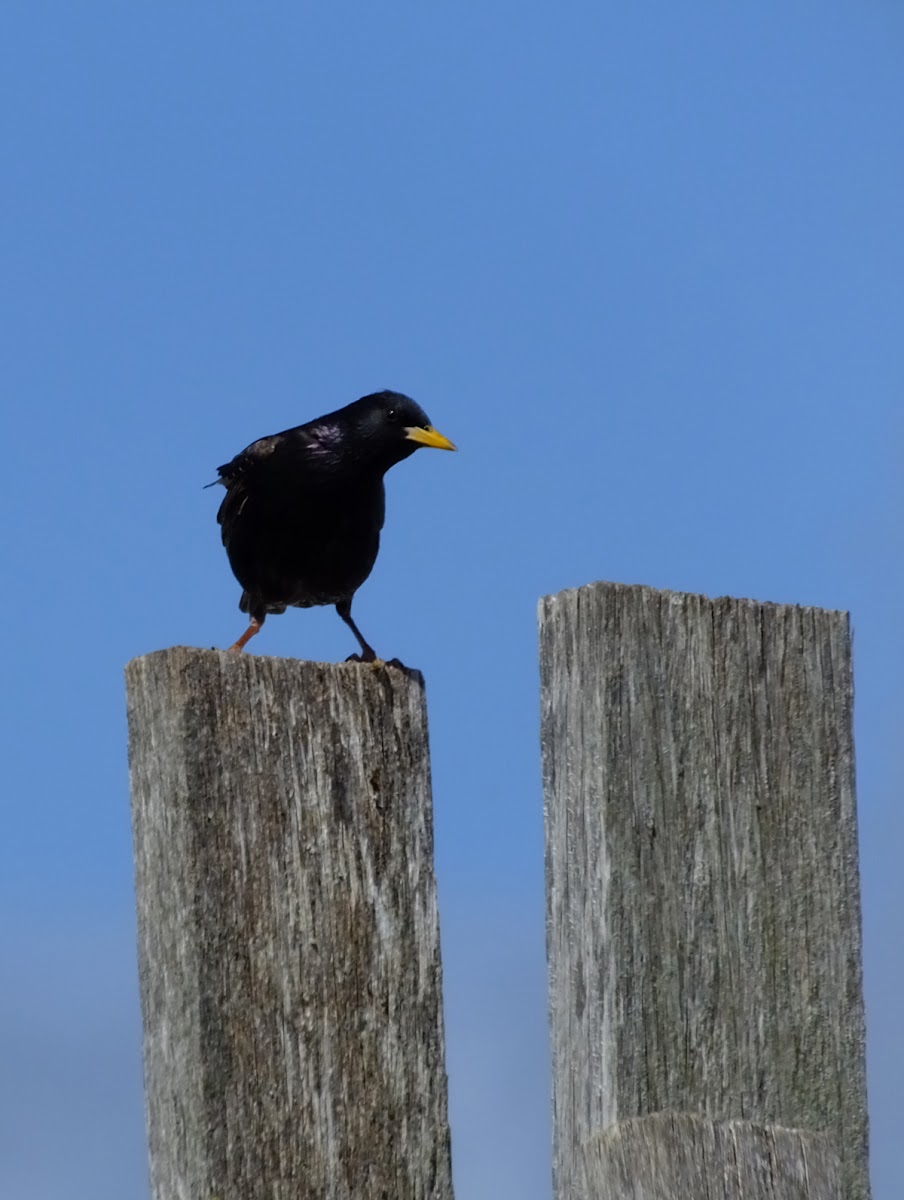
213, 390, 456, 658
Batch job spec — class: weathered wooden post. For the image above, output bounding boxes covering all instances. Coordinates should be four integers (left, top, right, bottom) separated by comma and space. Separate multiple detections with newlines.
580, 1114, 842, 1199
126, 647, 454, 1200
540, 582, 869, 1200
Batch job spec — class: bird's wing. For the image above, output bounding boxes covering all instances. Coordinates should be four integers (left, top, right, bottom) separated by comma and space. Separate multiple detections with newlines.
214, 427, 332, 541
214, 433, 287, 535
215, 433, 286, 485
216, 475, 248, 537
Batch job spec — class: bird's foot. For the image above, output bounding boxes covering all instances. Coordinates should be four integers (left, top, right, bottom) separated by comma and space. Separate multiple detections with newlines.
344, 652, 407, 671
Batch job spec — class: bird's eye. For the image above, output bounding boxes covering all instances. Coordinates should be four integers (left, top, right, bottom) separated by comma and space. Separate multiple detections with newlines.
386, 408, 398, 423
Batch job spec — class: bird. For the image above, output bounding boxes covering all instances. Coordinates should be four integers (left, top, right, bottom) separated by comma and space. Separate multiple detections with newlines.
212, 389, 456, 660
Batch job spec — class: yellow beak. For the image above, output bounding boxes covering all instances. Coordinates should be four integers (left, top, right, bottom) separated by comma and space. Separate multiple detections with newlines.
404, 424, 457, 451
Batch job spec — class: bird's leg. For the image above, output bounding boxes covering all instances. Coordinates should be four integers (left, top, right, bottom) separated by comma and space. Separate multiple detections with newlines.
227, 617, 262, 653
336, 599, 378, 663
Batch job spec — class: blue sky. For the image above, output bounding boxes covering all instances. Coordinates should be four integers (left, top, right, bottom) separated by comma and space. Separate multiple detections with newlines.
2, 3, 902, 1197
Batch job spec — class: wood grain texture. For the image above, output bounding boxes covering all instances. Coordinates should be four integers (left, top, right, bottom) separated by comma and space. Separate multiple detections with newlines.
539, 582, 868, 1200
581, 1113, 841, 1200
126, 647, 453, 1200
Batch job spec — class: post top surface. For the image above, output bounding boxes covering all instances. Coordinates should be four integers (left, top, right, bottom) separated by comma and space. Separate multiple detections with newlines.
538, 579, 849, 622
124, 645, 425, 688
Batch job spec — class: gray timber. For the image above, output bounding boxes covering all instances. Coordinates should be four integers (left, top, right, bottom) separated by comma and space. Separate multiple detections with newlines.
540, 581, 868, 1200
581, 1113, 841, 1200
126, 647, 453, 1200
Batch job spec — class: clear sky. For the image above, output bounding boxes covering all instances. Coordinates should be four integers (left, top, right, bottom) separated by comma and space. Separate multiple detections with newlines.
2, 4, 902, 1197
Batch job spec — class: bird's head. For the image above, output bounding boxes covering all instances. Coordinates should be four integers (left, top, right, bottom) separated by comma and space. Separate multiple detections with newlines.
351, 390, 456, 469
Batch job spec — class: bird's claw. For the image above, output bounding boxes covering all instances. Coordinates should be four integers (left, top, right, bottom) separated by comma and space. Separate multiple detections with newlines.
344, 653, 407, 671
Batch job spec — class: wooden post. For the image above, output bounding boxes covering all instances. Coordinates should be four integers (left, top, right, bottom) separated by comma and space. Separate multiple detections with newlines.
581, 1114, 841, 1200
539, 582, 869, 1200
126, 647, 454, 1200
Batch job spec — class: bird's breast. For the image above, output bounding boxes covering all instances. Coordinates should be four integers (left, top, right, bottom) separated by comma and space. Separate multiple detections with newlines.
223, 476, 385, 609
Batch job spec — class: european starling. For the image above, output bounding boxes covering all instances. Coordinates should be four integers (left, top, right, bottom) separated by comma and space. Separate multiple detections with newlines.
213, 390, 456, 659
